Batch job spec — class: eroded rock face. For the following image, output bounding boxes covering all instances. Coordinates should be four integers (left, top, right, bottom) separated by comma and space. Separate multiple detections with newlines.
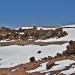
0, 26, 68, 41
63, 40, 75, 55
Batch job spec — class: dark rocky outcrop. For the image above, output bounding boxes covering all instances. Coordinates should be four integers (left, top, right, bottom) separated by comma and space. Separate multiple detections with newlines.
0, 26, 68, 41
0, 26, 68, 47
63, 40, 75, 55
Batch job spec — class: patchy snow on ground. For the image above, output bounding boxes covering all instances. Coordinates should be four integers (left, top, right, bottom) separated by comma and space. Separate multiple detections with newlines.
15, 26, 56, 30
60, 68, 75, 75
41, 59, 75, 74
0, 43, 68, 68
11, 69, 16, 72
27, 59, 75, 75
50, 59, 75, 71
27, 62, 48, 73
45, 72, 50, 75
19, 32, 24, 35
40, 27, 56, 30
0, 40, 10, 42
0, 39, 15, 42
15, 27, 33, 30
60, 64, 75, 75
41, 59, 75, 73
35, 28, 75, 42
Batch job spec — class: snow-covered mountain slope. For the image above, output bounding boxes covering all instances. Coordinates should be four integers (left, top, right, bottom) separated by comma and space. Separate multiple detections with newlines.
0, 24, 75, 70
0, 43, 68, 68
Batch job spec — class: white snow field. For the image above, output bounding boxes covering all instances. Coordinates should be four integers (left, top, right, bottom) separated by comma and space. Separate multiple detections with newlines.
27, 59, 75, 75
0, 43, 68, 68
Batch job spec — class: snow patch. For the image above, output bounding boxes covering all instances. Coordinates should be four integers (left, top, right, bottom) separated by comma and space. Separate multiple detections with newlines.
27, 59, 75, 74
0, 43, 68, 68
61, 68, 75, 75
27, 62, 48, 73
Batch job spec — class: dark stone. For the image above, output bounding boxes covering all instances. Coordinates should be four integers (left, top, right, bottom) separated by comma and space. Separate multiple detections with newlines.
0, 59, 2, 60
37, 51, 41, 54
30, 56, 35, 62
24, 67, 26, 69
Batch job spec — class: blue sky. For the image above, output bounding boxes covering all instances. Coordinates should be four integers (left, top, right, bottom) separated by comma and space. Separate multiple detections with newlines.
0, 0, 75, 27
